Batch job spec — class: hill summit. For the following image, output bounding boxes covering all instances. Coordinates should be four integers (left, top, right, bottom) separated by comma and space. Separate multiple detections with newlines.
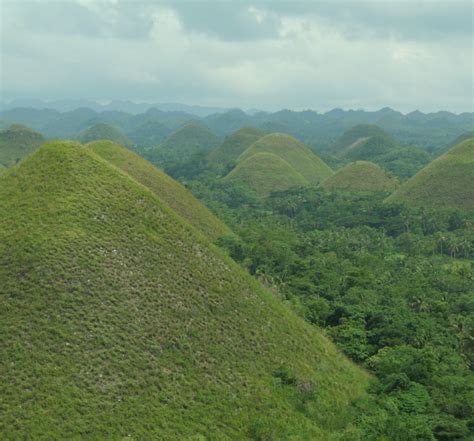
321, 161, 399, 193
78, 122, 133, 147
386, 138, 474, 210
0, 123, 45, 167
0, 141, 368, 438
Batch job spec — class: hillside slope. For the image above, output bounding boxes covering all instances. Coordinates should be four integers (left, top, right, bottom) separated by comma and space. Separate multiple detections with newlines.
0, 141, 368, 439
322, 161, 399, 193
224, 152, 309, 197
0, 124, 45, 167
331, 124, 398, 160
239, 133, 333, 185
87, 140, 230, 240
207, 127, 265, 168
386, 138, 474, 209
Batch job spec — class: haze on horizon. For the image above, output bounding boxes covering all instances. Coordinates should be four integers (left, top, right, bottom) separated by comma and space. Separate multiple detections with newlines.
1, 0, 473, 113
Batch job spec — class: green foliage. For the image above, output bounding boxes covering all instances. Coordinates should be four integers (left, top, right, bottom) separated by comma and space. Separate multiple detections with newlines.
0, 123, 45, 167
0, 141, 369, 439
375, 146, 432, 180
387, 138, 474, 210
321, 161, 399, 193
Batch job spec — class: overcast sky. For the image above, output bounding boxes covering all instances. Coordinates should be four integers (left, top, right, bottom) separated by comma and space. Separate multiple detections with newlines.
1, 0, 472, 112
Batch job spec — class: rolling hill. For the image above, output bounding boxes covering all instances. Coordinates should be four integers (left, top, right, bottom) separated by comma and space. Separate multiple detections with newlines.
224, 152, 310, 197
238, 133, 334, 185
127, 119, 171, 148
0, 124, 45, 167
0, 141, 369, 439
78, 122, 133, 147
87, 140, 230, 241
149, 122, 221, 167
330, 124, 398, 160
321, 161, 399, 193
207, 127, 265, 170
386, 138, 474, 210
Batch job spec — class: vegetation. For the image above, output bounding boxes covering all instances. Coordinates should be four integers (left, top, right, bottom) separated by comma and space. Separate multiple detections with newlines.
188, 180, 474, 440
127, 120, 171, 148
375, 146, 432, 180
442, 131, 474, 153
87, 140, 231, 241
238, 133, 334, 185
387, 138, 474, 210
224, 152, 309, 198
78, 122, 133, 147
0, 141, 369, 439
147, 122, 220, 168
321, 161, 399, 193
0, 123, 45, 167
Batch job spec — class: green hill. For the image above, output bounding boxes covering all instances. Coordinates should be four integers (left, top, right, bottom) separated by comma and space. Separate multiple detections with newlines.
239, 133, 334, 185
386, 138, 474, 210
151, 122, 221, 166
331, 124, 398, 160
0, 124, 45, 167
87, 140, 230, 241
442, 130, 474, 153
0, 141, 368, 439
127, 120, 171, 148
321, 161, 399, 193
78, 122, 133, 147
224, 152, 310, 197
207, 127, 265, 169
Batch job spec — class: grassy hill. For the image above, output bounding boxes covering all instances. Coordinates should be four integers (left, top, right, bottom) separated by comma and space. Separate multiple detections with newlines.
224, 152, 310, 197
331, 124, 398, 160
0, 124, 45, 167
87, 140, 230, 241
147, 122, 221, 168
321, 161, 399, 193
127, 120, 171, 148
239, 133, 334, 185
78, 122, 133, 147
442, 130, 474, 153
0, 141, 368, 439
207, 127, 265, 170
386, 138, 474, 210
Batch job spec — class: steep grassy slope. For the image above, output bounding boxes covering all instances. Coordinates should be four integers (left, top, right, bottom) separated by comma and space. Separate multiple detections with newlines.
442, 130, 474, 153
224, 152, 310, 197
239, 133, 334, 185
0, 124, 45, 167
321, 161, 399, 193
0, 141, 369, 439
331, 124, 398, 160
87, 140, 230, 240
386, 138, 474, 209
207, 127, 265, 168
78, 123, 133, 147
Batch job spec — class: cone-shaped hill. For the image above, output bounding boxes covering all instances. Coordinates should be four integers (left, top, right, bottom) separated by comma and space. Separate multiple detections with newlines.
224, 152, 309, 197
78, 122, 133, 147
207, 127, 265, 168
87, 140, 231, 240
0, 141, 368, 438
321, 161, 399, 193
386, 138, 474, 210
238, 133, 334, 185
0, 123, 45, 167
331, 124, 398, 160
157, 122, 220, 156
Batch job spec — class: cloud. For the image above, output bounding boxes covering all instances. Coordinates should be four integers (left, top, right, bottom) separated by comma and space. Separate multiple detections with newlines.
1, 0, 472, 112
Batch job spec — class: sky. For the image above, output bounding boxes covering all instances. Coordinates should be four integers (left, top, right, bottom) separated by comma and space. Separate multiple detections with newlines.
1, 0, 473, 113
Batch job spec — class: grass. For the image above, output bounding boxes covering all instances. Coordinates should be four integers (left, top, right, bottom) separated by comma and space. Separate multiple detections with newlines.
238, 133, 334, 185
386, 138, 474, 209
0, 141, 369, 439
331, 124, 398, 160
224, 152, 310, 197
321, 160, 399, 193
87, 140, 231, 241
0, 123, 45, 167
207, 127, 265, 167
78, 123, 133, 147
